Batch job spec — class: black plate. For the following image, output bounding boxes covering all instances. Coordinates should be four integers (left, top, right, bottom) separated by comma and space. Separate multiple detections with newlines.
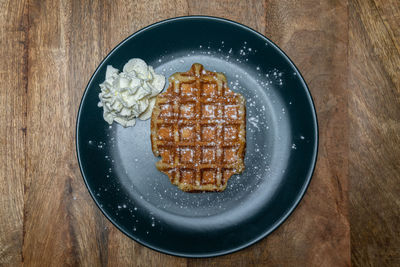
76, 16, 318, 257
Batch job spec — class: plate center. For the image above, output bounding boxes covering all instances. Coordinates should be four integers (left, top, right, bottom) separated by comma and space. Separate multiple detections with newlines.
112, 54, 291, 219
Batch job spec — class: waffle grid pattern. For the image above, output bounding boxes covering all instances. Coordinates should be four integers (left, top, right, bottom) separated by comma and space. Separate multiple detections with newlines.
151, 64, 246, 191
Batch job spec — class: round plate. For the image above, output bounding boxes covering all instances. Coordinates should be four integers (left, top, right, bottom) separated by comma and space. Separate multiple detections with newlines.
76, 16, 318, 257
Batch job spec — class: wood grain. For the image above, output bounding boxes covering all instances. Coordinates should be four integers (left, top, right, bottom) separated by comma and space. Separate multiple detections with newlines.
0, 0, 27, 265
349, 0, 400, 265
1, 0, 399, 266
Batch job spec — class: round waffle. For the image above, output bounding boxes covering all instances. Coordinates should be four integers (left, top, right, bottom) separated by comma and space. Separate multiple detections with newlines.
151, 63, 246, 192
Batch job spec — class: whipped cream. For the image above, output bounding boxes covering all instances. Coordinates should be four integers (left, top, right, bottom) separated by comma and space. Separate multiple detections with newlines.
98, 58, 165, 127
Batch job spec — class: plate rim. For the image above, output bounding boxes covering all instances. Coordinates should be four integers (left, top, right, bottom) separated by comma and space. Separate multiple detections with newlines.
76, 15, 319, 258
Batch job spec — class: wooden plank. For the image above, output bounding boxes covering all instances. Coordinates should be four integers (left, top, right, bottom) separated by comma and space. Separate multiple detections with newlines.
349, 0, 400, 265
24, 0, 80, 264
0, 0, 27, 265
23, 0, 108, 265
188, 0, 350, 265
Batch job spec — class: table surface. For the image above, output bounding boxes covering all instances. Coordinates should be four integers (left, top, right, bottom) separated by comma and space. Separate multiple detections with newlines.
1, 0, 399, 266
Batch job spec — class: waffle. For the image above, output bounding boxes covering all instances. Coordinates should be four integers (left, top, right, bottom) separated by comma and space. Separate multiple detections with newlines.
151, 63, 246, 192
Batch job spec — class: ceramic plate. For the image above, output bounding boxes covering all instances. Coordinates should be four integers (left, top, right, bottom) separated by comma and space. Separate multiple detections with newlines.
76, 16, 318, 257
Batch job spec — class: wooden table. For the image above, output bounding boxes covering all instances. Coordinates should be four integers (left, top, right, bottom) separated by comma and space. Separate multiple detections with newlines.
1, 1, 399, 266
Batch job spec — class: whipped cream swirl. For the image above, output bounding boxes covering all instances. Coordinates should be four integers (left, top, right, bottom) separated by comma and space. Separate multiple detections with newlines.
98, 58, 165, 127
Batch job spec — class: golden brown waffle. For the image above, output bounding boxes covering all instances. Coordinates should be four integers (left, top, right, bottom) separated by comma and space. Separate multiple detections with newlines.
151, 63, 246, 192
